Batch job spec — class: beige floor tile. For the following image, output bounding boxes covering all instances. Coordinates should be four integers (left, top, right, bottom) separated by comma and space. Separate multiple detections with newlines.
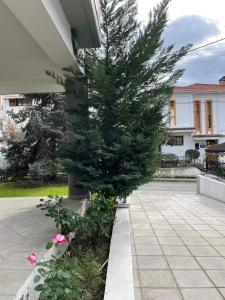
133, 255, 138, 269
154, 230, 178, 237
0, 251, 45, 270
136, 245, 163, 256
135, 236, 158, 245
0, 270, 31, 295
206, 270, 225, 287
140, 270, 176, 288
196, 257, 225, 269
187, 245, 219, 256
198, 231, 223, 238
181, 288, 223, 300
175, 230, 200, 237
172, 225, 193, 230
205, 238, 225, 245
166, 256, 201, 269
132, 223, 152, 230
158, 236, 183, 245
134, 270, 141, 287
142, 288, 181, 300
180, 236, 208, 246
134, 288, 142, 300
191, 225, 212, 230
151, 224, 173, 230
219, 288, 225, 297
137, 256, 168, 269
173, 270, 213, 287
134, 230, 155, 237
161, 245, 191, 256
213, 245, 225, 256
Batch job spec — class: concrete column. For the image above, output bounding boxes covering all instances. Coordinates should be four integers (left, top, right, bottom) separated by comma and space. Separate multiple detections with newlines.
65, 78, 89, 200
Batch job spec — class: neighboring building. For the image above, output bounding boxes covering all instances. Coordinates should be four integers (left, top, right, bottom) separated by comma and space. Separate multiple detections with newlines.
162, 78, 225, 160
0, 94, 32, 162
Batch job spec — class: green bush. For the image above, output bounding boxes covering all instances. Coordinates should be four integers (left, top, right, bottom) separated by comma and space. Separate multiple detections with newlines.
34, 253, 103, 300
185, 149, 200, 162
37, 196, 82, 235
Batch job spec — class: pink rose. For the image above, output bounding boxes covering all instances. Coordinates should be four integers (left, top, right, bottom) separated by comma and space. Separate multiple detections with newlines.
28, 253, 37, 265
51, 234, 67, 245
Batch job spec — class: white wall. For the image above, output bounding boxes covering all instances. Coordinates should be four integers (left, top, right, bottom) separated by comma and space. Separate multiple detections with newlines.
197, 175, 225, 203
162, 132, 194, 158
163, 90, 225, 160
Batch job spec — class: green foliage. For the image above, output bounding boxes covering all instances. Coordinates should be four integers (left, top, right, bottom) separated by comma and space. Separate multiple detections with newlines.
34, 254, 103, 300
38, 195, 116, 238
185, 149, 200, 162
161, 153, 179, 161
37, 196, 82, 235
1, 93, 65, 180
55, 0, 191, 198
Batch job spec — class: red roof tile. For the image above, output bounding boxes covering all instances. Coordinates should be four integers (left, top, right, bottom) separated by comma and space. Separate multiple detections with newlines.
174, 83, 225, 92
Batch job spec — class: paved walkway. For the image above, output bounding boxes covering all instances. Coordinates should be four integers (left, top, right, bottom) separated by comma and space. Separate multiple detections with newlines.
130, 182, 225, 300
0, 197, 56, 299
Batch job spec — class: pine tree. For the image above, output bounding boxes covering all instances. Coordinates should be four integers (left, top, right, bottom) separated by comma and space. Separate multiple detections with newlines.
2, 93, 65, 180
59, 0, 191, 198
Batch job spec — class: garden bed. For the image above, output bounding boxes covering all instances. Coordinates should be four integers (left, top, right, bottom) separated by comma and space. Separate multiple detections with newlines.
25, 195, 117, 300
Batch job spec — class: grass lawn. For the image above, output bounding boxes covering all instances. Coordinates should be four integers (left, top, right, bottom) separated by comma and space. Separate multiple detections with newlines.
0, 182, 68, 197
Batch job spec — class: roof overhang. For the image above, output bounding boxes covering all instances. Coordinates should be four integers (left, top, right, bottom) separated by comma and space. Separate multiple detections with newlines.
0, 0, 100, 94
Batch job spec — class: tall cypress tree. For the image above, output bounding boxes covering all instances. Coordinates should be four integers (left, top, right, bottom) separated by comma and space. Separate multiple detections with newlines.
59, 0, 191, 198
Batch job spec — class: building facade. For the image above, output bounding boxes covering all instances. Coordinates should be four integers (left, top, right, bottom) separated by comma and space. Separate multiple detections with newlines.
162, 79, 225, 160
0, 94, 33, 165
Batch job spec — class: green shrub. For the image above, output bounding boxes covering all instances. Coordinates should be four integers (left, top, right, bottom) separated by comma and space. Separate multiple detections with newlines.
37, 196, 82, 235
185, 149, 200, 162
34, 253, 103, 300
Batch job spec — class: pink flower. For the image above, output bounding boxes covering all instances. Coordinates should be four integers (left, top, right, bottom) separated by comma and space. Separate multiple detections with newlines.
28, 253, 37, 265
51, 234, 67, 245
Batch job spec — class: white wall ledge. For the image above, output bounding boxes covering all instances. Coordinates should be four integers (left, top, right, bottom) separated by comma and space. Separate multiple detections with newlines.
104, 208, 134, 300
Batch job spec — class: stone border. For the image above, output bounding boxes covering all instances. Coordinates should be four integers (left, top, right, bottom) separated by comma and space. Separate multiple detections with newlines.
104, 207, 134, 300
197, 174, 225, 202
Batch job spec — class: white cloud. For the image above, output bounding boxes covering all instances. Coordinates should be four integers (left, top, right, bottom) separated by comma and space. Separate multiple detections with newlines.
137, 0, 225, 85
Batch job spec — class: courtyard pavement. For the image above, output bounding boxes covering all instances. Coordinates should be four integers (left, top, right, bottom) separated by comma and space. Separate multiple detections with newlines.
130, 182, 225, 300
0, 197, 56, 299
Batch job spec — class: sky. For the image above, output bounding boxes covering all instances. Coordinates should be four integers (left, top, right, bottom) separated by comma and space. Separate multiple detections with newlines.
137, 0, 225, 85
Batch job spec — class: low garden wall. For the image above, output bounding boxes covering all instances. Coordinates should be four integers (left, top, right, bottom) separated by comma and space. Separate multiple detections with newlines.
104, 207, 134, 300
156, 167, 201, 178
197, 174, 225, 203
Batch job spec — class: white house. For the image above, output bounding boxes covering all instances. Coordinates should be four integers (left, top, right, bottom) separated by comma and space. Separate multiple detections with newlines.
162, 77, 225, 160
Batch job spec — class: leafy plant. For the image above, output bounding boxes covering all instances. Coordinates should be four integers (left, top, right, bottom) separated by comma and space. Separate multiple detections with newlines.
37, 196, 82, 235
34, 255, 96, 300
185, 149, 200, 162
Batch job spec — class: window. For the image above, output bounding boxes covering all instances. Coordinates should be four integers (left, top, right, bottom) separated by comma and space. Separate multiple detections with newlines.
9, 98, 32, 107
169, 100, 176, 126
173, 136, 184, 146
194, 100, 202, 132
205, 100, 213, 133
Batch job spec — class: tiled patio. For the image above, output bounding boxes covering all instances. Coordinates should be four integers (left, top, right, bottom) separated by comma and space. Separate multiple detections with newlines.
130, 182, 225, 300
0, 197, 56, 299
